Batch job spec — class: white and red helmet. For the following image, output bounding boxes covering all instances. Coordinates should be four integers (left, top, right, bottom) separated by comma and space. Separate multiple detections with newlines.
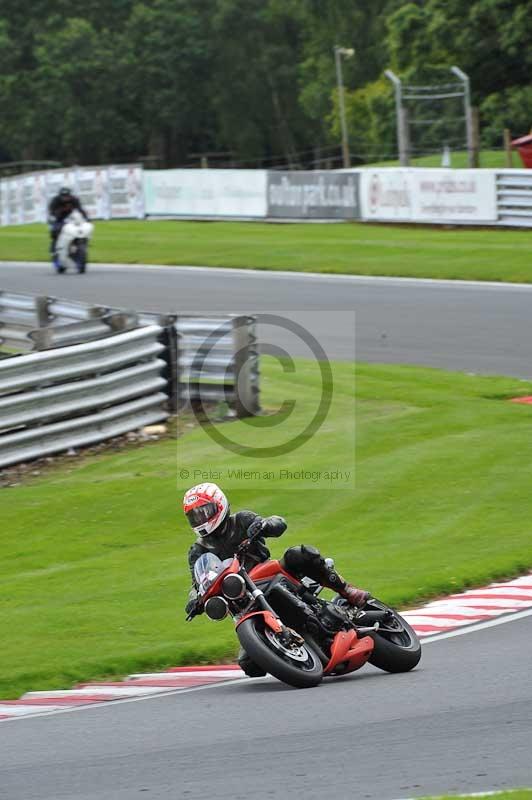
183, 483, 229, 537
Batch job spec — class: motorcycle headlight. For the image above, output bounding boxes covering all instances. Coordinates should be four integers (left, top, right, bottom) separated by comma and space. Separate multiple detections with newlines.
204, 596, 229, 621
222, 573, 246, 600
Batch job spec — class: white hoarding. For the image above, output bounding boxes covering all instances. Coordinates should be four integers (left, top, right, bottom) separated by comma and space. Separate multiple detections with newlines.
143, 169, 267, 218
73, 167, 110, 220
361, 168, 497, 224
0, 180, 7, 227
6, 178, 23, 226
361, 169, 413, 222
411, 169, 497, 223
0, 165, 144, 226
22, 172, 47, 224
108, 165, 144, 219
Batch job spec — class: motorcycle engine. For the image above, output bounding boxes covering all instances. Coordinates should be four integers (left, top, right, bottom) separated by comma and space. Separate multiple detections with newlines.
317, 604, 347, 634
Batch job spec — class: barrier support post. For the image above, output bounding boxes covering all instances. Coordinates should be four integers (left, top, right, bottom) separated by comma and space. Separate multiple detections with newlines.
232, 316, 260, 418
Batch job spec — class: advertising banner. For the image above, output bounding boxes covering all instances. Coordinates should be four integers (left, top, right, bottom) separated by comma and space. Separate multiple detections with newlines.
267, 171, 361, 219
360, 169, 413, 222
6, 178, 23, 226
108, 165, 144, 219
0, 180, 7, 227
0, 165, 144, 226
143, 169, 267, 218
22, 172, 47, 224
410, 169, 497, 223
360, 168, 497, 224
75, 167, 110, 220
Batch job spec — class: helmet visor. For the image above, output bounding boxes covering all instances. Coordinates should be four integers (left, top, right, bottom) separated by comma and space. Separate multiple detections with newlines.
186, 501, 218, 531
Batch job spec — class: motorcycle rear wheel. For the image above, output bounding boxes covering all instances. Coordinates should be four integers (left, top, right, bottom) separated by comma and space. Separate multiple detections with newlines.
367, 599, 421, 673
237, 617, 323, 688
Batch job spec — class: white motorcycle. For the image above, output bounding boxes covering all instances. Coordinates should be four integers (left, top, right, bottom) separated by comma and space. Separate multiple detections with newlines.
54, 210, 94, 274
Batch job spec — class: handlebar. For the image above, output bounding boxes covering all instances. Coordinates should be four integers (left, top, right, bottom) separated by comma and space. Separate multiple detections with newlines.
236, 531, 262, 556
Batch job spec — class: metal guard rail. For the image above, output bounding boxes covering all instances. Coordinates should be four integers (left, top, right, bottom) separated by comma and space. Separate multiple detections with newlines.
0, 326, 169, 468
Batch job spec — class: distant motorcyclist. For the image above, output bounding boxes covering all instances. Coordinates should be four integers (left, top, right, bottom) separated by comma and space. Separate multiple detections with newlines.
48, 187, 88, 268
183, 483, 370, 676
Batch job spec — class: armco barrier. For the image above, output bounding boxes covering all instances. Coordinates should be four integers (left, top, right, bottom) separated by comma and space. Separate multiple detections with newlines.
0, 291, 260, 467
496, 170, 532, 227
0, 290, 259, 412
0, 326, 168, 468
0, 291, 48, 351
176, 315, 260, 416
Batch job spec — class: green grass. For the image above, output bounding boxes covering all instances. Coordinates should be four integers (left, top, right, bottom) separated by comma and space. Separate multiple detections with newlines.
2, 357, 532, 699
2, 219, 532, 283
418, 792, 532, 800
368, 148, 513, 169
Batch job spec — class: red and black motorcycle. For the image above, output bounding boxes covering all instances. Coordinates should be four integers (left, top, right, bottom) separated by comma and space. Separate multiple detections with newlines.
188, 537, 421, 689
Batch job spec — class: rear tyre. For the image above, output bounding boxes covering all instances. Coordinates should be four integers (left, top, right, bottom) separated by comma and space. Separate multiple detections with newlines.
367, 599, 421, 673
237, 617, 323, 688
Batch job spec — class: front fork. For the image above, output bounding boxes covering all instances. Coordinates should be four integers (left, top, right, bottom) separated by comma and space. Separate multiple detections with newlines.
235, 573, 303, 644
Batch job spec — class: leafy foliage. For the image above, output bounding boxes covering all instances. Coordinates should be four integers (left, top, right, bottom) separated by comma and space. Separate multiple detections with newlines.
0, 0, 531, 166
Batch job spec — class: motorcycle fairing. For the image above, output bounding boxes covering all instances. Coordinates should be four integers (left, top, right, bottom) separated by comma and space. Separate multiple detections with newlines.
323, 629, 374, 676
201, 557, 240, 602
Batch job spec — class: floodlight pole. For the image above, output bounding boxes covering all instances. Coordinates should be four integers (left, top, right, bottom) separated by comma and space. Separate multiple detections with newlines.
451, 66, 474, 168
385, 69, 409, 166
334, 46, 355, 168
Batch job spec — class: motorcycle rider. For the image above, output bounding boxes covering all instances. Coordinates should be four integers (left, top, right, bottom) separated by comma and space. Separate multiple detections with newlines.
183, 482, 370, 676
48, 187, 89, 269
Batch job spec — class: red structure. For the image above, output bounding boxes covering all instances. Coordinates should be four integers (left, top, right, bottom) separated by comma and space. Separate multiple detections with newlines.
511, 133, 532, 168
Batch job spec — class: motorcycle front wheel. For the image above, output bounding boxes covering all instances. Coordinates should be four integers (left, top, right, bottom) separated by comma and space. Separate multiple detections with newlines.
237, 617, 323, 688
366, 598, 422, 673
75, 241, 87, 274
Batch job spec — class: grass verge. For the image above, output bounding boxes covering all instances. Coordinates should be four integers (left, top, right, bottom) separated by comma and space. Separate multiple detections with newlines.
417, 792, 532, 800
367, 148, 512, 169
1, 219, 532, 283
2, 358, 532, 698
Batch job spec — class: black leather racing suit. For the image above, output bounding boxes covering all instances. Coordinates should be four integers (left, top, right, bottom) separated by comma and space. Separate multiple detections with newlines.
187, 510, 286, 585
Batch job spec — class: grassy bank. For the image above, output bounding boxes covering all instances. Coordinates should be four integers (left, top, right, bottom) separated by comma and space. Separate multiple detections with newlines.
419, 792, 532, 800
2, 358, 532, 698
1, 219, 532, 283
368, 148, 511, 169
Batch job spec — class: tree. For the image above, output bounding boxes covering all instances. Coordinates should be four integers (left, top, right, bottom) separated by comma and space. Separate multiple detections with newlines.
122, 0, 215, 165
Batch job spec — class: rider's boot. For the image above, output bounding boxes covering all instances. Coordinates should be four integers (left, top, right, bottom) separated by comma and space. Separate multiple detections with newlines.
321, 567, 370, 607
238, 646, 266, 678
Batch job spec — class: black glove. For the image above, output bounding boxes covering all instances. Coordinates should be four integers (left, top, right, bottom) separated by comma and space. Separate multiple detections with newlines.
185, 597, 202, 619
247, 517, 265, 540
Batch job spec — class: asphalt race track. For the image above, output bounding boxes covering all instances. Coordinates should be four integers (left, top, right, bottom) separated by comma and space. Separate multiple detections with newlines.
2, 261, 532, 798
2, 261, 532, 376
1, 614, 531, 800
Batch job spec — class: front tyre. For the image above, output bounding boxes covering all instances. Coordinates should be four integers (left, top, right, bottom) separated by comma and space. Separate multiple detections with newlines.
237, 617, 323, 688
367, 599, 421, 673
75, 241, 87, 274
